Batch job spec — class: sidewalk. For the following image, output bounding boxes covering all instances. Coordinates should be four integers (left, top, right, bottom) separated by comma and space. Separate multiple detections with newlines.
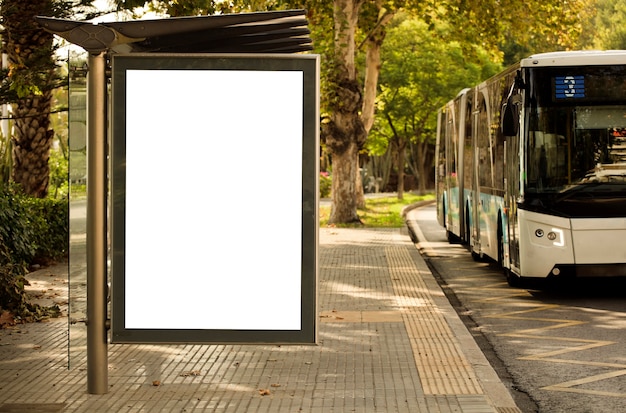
0, 209, 521, 412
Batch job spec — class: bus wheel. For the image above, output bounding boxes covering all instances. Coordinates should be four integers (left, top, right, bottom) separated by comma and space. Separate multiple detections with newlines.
505, 268, 522, 287
447, 230, 461, 244
497, 219, 515, 285
497, 219, 505, 266
464, 207, 471, 245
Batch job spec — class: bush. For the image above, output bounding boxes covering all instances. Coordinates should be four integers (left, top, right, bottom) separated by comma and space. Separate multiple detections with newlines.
0, 186, 66, 320
0, 188, 68, 265
22, 196, 69, 264
48, 147, 69, 199
0, 187, 36, 265
320, 172, 332, 198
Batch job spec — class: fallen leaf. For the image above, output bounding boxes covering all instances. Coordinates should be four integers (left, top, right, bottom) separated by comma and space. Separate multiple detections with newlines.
270, 383, 281, 388
179, 370, 202, 377
152, 380, 161, 386
258, 389, 271, 396
0, 311, 15, 328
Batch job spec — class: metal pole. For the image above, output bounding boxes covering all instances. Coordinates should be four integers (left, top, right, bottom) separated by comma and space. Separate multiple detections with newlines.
86, 51, 108, 395
1, 51, 9, 137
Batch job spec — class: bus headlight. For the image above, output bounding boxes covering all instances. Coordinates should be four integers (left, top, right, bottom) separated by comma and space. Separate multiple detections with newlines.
533, 227, 565, 247
549, 228, 564, 247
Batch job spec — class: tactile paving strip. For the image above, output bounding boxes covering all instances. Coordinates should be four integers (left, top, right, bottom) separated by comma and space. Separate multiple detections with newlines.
385, 245, 483, 395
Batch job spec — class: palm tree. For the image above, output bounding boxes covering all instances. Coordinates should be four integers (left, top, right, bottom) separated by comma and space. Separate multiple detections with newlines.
1, 0, 60, 197
1, 0, 95, 197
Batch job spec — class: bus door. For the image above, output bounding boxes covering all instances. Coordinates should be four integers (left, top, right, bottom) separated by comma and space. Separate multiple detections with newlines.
448, 102, 459, 237
461, 92, 474, 244
435, 110, 446, 227
469, 90, 484, 257
502, 90, 523, 271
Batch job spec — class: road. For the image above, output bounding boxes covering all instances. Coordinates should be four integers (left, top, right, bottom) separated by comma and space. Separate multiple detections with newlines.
406, 203, 626, 413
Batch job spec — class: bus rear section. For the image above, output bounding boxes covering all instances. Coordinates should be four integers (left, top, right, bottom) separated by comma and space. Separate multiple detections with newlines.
435, 90, 471, 243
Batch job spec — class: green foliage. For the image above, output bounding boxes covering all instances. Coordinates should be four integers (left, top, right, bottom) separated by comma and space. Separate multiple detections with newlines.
0, 187, 35, 317
440, 0, 592, 66
320, 172, 332, 198
0, 186, 66, 320
320, 193, 435, 228
0, 245, 31, 317
369, 15, 501, 152
593, 0, 626, 49
0, 186, 68, 266
0, 187, 36, 266
48, 145, 69, 199
22, 196, 69, 264
0, 131, 11, 186
0, 250, 60, 322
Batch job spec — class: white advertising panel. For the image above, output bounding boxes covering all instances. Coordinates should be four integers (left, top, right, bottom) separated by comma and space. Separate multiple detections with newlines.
111, 54, 319, 343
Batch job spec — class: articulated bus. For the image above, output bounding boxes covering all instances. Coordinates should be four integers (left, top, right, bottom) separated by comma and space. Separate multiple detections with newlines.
436, 50, 626, 285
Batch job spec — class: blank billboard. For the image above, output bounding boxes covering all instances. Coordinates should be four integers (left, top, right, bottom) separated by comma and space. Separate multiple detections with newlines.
110, 54, 319, 344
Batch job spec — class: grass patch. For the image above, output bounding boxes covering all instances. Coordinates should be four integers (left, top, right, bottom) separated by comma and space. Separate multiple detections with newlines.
320, 193, 435, 228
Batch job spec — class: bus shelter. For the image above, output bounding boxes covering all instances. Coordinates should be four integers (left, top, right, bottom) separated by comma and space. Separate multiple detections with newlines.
37, 10, 319, 394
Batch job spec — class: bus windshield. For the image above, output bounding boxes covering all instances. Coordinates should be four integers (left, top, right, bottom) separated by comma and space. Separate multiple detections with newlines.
524, 66, 626, 217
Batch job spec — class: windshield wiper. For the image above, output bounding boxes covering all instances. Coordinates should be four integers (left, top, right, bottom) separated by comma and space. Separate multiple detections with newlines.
553, 183, 603, 203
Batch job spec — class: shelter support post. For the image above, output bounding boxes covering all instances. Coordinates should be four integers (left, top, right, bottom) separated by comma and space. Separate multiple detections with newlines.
86, 51, 108, 395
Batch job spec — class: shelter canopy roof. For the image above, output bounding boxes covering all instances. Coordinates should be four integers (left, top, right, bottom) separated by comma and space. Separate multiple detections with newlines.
37, 9, 312, 54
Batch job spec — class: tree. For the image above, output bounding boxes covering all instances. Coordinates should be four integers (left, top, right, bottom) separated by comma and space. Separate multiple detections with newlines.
371, 15, 500, 198
0, 0, 95, 322
593, 0, 626, 49
115, 0, 234, 16
322, 0, 366, 224
1, 0, 58, 197
323, 0, 412, 222
458, 0, 595, 65
113, 0, 599, 224
0, 0, 95, 197
323, 0, 584, 222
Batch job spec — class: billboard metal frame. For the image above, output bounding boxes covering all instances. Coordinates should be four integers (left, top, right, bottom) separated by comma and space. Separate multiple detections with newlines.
110, 53, 319, 344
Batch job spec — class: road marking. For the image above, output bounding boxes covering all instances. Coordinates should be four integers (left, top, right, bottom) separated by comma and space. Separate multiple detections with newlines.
542, 369, 626, 397
475, 287, 623, 398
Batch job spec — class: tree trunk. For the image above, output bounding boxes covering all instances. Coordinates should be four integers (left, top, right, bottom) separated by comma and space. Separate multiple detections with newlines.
329, 140, 361, 223
355, 162, 365, 209
361, 7, 393, 135
397, 140, 406, 200
12, 95, 54, 198
324, 0, 367, 223
2, 0, 56, 198
414, 139, 428, 194
355, 15, 378, 209
358, 6, 393, 208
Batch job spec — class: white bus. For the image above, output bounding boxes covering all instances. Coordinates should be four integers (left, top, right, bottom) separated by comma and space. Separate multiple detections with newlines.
436, 50, 626, 286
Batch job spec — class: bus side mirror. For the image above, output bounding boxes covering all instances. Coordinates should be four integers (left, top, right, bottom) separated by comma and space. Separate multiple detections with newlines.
500, 97, 519, 136
501, 99, 518, 136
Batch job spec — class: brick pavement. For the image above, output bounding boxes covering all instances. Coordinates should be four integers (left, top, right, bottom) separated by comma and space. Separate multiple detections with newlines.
0, 225, 521, 412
